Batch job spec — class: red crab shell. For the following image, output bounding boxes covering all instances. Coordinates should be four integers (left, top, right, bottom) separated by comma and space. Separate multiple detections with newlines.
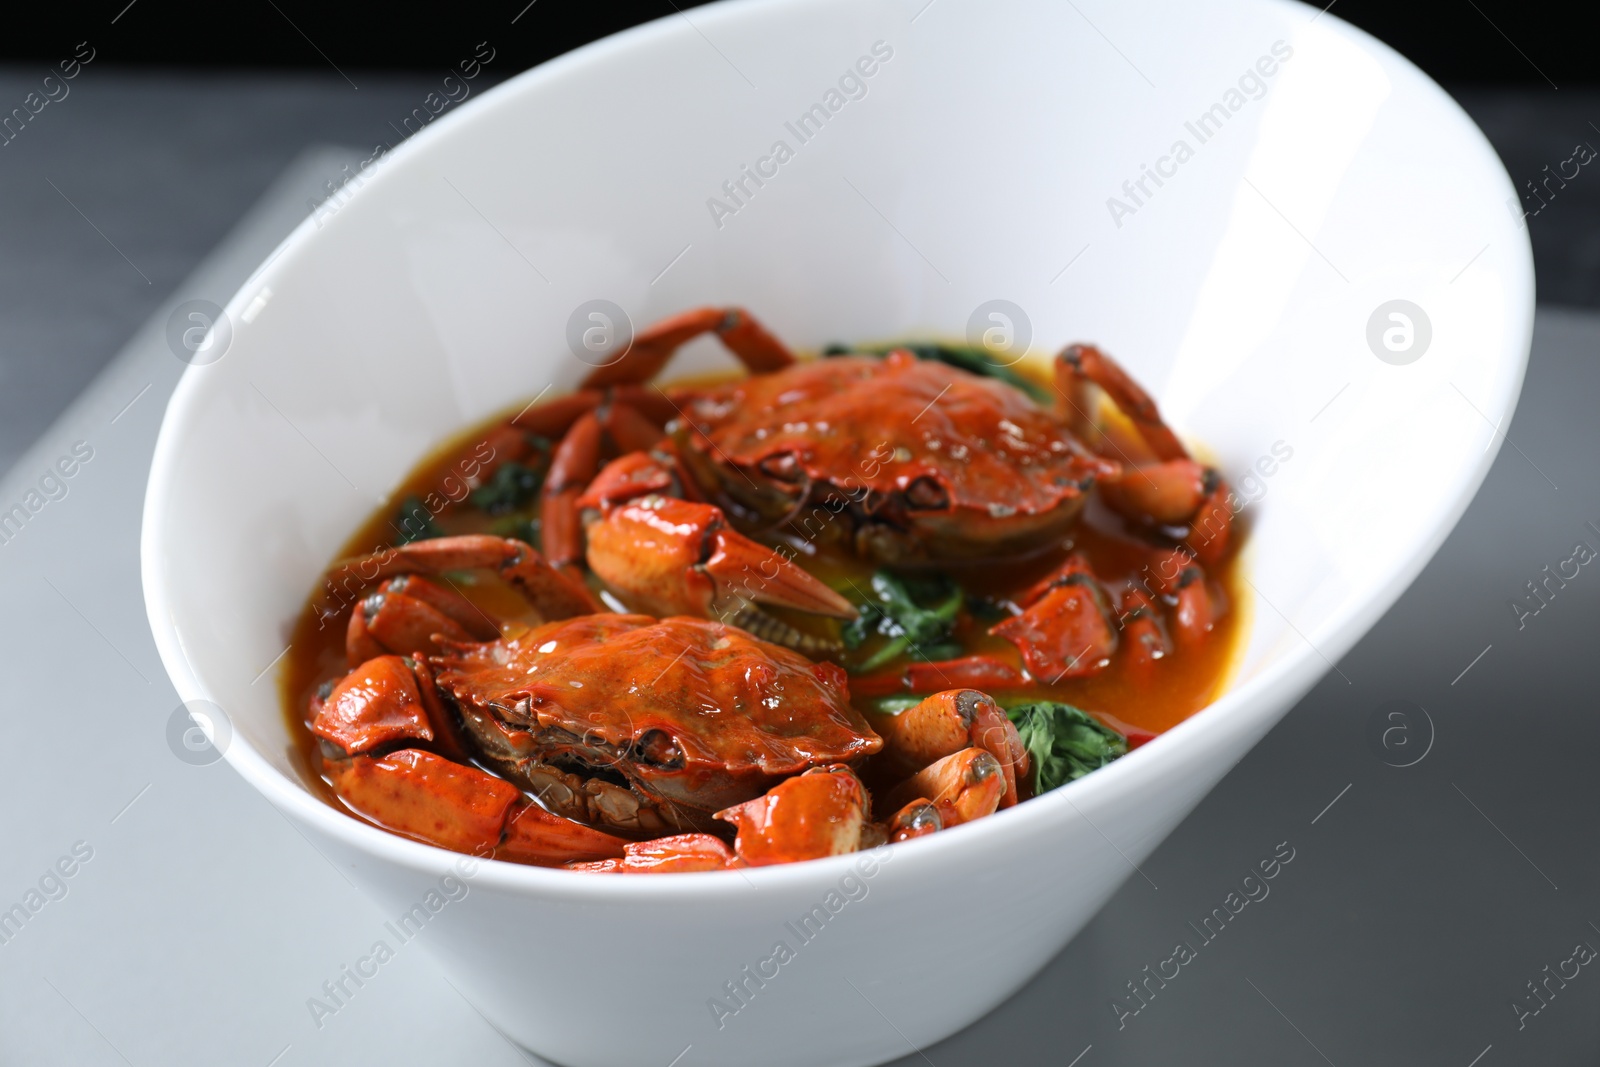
428, 614, 881, 816
670, 351, 1113, 562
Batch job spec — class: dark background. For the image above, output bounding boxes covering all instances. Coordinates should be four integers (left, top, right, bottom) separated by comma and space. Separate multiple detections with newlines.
0, 0, 1586, 86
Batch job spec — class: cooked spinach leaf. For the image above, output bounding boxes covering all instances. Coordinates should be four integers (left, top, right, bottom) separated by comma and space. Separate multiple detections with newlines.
393, 495, 443, 544
863, 694, 927, 715
964, 594, 1011, 625
844, 570, 964, 673
470, 460, 544, 515
1006, 702, 1128, 793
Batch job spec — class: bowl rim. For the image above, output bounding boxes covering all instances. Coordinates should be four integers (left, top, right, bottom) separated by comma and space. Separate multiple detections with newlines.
140, 0, 1536, 900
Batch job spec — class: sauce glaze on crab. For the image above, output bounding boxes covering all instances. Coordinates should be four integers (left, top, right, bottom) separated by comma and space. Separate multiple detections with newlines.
433, 614, 879, 820
674, 351, 1112, 563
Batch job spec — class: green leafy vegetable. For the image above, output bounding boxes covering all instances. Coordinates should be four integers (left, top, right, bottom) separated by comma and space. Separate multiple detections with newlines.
863, 695, 926, 716
470, 460, 545, 514
393, 495, 443, 544
965, 594, 1011, 625
843, 570, 964, 673
1006, 702, 1128, 793
824, 341, 1051, 403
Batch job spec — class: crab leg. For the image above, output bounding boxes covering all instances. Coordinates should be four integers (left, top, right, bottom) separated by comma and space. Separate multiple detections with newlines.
1182, 481, 1234, 568
601, 399, 668, 453
1116, 586, 1170, 675
1058, 343, 1235, 567
581, 306, 794, 391
880, 748, 1005, 828
869, 689, 1029, 808
583, 495, 856, 622
313, 652, 472, 761
540, 402, 674, 567
850, 654, 1027, 698
990, 554, 1119, 682
1097, 459, 1216, 526
610, 385, 679, 427
311, 654, 440, 756
716, 765, 868, 867
1150, 548, 1217, 648
511, 391, 602, 438
500, 802, 635, 865
541, 410, 603, 568
329, 535, 601, 621
326, 747, 626, 863
1057, 344, 1187, 461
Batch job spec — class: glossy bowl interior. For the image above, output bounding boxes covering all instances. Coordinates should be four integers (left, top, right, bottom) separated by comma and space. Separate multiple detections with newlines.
142, 0, 1532, 1064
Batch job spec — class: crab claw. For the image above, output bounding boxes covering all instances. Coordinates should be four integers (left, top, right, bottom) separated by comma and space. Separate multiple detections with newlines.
881, 748, 1005, 828
869, 690, 1029, 808
312, 655, 434, 756
584, 495, 856, 624
575, 450, 688, 513
326, 747, 628, 863
329, 535, 601, 622
716, 765, 867, 867
883, 799, 943, 842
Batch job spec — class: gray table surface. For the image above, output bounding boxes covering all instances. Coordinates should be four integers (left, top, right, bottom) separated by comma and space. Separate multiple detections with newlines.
3, 71, 1599, 1067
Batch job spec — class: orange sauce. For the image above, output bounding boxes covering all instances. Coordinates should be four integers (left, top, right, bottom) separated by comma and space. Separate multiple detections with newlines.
282, 359, 1247, 825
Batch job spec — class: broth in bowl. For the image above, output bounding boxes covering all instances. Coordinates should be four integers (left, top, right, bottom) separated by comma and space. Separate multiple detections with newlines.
282, 307, 1246, 872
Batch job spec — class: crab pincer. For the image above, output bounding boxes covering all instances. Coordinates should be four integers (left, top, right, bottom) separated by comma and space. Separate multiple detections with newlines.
310, 653, 463, 759
869, 689, 1029, 807
883, 799, 943, 843
584, 495, 856, 622
881, 748, 1006, 829
715, 765, 869, 867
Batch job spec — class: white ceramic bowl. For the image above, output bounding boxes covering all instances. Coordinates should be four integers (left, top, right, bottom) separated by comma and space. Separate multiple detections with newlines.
142, 1, 1532, 1063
